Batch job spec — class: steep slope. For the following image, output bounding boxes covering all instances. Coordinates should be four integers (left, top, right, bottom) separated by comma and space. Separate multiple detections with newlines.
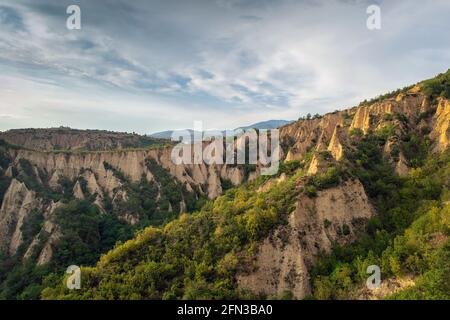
0, 139, 250, 298
0, 144, 247, 262
280, 81, 449, 176
0, 179, 42, 256
42, 169, 304, 299
310, 150, 449, 300
8, 146, 245, 200
237, 179, 374, 298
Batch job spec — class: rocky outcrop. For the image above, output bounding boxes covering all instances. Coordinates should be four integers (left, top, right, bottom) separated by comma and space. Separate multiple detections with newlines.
281, 97, 426, 162
0, 179, 42, 255
350, 107, 372, 134
237, 179, 375, 299
280, 90, 448, 182
349, 93, 422, 135
8, 147, 244, 201
307, 154, 321, 175
73, 181, 85, 200
327, 125, 345, 161
280, 112, 344, 161
356, 275, 416, 300
0, 179, 63, 263
430, 98, 450, 152
395, 152, 409, 176
30, 220, 62, 266
420, 95, 432, 114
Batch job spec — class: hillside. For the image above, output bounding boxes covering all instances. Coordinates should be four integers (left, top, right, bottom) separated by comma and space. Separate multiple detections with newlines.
0, 127, 168, 151
0, 70, 449, 300
41, 150, 449, 299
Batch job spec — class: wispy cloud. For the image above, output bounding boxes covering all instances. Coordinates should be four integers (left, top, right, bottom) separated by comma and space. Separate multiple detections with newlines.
0, 0, 449, 133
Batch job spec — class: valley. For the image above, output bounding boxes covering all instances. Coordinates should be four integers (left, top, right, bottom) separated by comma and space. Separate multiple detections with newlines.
0, 70, 449, 300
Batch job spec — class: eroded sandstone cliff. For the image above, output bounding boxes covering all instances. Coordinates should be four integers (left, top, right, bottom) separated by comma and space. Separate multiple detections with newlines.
0, 144, 246, 262
0, 179, 41, 255
281, 90, 449, 177
237, 179, 374, 298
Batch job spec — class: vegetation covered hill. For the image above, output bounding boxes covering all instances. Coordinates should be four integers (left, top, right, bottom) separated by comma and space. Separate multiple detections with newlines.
42, 168, 303, 299
310, 146, 449, 299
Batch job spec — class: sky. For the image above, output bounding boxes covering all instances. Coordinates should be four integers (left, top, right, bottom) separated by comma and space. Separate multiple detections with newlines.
0, 0, 449, 134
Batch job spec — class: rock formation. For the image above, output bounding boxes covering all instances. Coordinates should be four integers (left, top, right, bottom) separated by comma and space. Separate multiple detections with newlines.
237, 179, 374, 298
0, 179, 41, 255
431, 98, 450, 152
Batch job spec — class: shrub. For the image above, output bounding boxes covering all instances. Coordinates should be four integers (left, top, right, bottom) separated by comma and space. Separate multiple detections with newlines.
349, 128, 363, 137
309, 167, 340, 190
305, 185, 317, 197
421, 69, 450, 98
279, 160, 302, 174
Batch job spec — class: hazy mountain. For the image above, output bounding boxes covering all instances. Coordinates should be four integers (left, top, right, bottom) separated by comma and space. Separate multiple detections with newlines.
235, 119, 293, 131
149, 120, 293, 140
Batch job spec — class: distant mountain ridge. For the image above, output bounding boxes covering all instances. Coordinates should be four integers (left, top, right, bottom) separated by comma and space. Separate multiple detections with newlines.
235, 119, 293, 131
149, 119, 293, 140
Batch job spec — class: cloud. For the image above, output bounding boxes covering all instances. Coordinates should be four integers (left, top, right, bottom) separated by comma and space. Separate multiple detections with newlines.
0, 0, 449, 133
